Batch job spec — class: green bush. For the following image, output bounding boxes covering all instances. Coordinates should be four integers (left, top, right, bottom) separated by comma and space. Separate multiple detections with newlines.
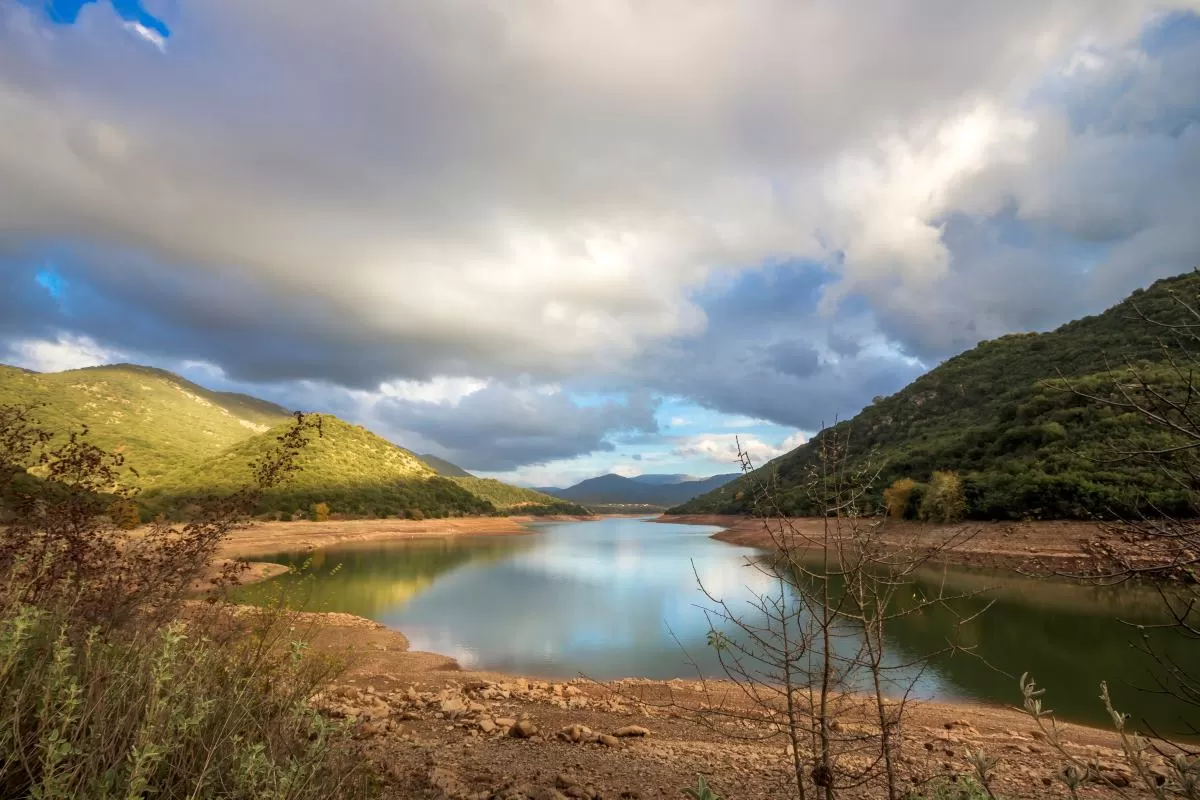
0, 599, 373, 799
0, 407, 378, 799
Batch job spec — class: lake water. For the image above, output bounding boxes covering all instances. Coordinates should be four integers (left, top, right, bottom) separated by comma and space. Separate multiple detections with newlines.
237, 516, 1200, 734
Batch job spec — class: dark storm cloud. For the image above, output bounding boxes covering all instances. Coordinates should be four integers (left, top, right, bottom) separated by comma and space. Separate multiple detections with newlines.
2, 2, 1200, 471
371, 386, 660, 472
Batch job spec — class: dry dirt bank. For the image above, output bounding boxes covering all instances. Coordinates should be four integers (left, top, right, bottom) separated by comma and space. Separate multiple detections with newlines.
297, 611, 1152, 800
216, 516, 588, 560
213, 516, 1161, 797
665, 514, 1137, 574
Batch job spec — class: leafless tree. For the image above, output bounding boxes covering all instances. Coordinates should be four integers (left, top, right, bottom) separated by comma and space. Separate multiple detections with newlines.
671, 427, 987, 799
1052, 285, 1200, 742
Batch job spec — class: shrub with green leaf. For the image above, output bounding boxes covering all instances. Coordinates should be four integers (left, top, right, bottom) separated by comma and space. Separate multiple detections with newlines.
0, 600, 371, 800
0, 405, 378, 800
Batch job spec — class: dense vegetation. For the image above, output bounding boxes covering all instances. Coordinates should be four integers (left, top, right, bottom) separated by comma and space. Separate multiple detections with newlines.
449, 476, 588, 515
420, 453, 474, 477
672, 271, 1200, 520
0, 364, 576, 520
0, 363, 291, 482
142, 417, 585, 519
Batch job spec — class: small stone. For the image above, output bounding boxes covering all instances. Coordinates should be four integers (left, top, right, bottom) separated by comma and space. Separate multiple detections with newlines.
510, 720, 538, 739
478, 718, 497, 734
598, 734, 622, 748
496, 717, 518, 728
612, 725, 650, 738
440, 696, 467, 716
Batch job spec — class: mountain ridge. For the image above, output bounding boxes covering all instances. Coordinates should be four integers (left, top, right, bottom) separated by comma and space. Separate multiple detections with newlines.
0, 362, 581, 519
538, 472, 739, 507
671, 271, 1200, 520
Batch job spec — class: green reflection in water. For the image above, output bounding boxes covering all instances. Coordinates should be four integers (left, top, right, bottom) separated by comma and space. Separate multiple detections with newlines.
231, 535, 534, 617
233, 520, 1200, 736
887, 565, 1199, 736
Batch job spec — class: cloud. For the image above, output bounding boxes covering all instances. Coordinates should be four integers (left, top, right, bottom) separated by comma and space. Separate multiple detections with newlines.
1, 1, 1193, 389
1, 2, 1199, 480
370, 384, 661, 472
3, 333, 122, 372
673, 431, 808, 468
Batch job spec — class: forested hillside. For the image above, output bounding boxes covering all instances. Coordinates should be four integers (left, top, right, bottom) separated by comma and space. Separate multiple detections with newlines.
671, 272, 1200, 520
0, 364, 580, 520
0, 363, 291, 482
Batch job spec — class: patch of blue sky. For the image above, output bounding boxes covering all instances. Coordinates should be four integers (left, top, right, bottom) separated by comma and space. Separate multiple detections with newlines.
22, 0, 170, 37
35, 267, 67, 302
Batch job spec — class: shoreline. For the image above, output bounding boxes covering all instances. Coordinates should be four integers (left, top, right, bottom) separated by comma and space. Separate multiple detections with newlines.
663, 513, 1130, 573
298, 608, 1142, 800
216, 514, 591, 560
213, 515, 1152, 797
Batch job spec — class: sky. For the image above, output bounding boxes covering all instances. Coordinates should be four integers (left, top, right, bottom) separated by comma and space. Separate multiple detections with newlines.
1, 1, 1199, 487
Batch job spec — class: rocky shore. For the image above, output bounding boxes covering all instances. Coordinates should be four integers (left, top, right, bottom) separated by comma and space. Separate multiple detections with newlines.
214, 515, 1167, 797
297, 612, 1154, 800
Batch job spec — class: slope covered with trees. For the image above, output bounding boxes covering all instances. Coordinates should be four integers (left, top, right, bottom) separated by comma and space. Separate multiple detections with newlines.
140, 416, 480, 518
0, 364, 577, 519
0, 363, 291, 482
420, 453, 474, 477
671, 272, 1200, 520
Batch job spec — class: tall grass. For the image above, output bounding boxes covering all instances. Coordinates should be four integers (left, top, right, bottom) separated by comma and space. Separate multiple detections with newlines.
0, 597, 372, 799
0, 406, 380, 800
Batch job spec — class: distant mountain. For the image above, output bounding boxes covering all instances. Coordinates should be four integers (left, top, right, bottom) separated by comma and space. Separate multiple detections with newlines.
419, 453, 474, 477
540, 472, 739, 507
672, 271, 1200, 520
627, 474, 692, 486
0, 362, 581, 519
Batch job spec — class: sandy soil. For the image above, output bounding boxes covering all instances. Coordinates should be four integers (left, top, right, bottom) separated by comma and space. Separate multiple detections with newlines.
297, 612, 1160, 800
215, 516, 585, 559
666, 514, 1133, 574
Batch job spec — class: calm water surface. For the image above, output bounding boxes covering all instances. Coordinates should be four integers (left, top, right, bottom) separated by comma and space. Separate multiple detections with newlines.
238, 517, 1200, 733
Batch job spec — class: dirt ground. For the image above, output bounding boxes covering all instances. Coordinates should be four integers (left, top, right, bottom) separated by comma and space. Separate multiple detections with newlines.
215, 516, 581, 559
666, 514, 1137, 575
218, 515, 1173, 798
297, 612, 1163, 800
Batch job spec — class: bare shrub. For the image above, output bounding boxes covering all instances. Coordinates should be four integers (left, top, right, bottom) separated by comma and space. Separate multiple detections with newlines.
670, 428, 984, 800
0, 407, 377, 799
0, 407, 322, 628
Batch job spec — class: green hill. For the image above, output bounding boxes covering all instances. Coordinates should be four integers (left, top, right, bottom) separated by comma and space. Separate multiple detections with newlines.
0, 363, 579, 519
0, 363, 291, 482
448, 477, 588, 515
420, 453, 474, 477
141, 416, 497, 519
671, 271, 1200, 520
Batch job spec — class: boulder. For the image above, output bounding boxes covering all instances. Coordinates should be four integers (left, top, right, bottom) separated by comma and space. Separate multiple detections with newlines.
509, 720, 539, 739
440, 696, 467, 716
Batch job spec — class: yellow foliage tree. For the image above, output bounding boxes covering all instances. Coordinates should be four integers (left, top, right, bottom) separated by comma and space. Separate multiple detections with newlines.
882, 478, 917, 520
310, 502, 331, 522
919, 470, 966, 524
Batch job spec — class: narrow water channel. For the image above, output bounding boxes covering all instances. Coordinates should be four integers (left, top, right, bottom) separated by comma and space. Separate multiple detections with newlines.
236, 517, 1200, 735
